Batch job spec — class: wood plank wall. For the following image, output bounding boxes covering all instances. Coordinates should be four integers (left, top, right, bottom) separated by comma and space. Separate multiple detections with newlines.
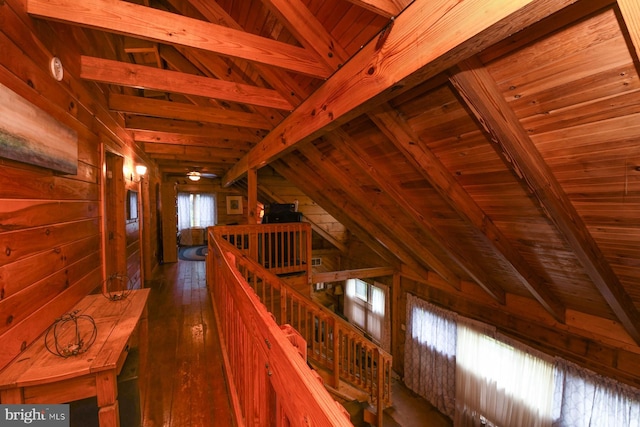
0, 0, 157, 370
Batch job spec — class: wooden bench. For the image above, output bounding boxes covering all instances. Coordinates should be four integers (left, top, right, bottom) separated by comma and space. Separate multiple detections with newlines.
0, 289, 150, 427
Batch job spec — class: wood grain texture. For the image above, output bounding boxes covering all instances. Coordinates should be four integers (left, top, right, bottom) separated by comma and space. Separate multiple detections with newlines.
28, 0, 332, 78
0, 83, 78, 174
80, 56, 293, 112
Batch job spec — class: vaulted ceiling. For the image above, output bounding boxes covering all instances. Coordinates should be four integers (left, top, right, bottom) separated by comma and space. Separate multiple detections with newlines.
28, 0, 640, 345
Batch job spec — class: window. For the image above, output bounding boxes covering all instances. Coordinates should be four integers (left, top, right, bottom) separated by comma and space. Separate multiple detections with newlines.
344, 279, 386, 344
405, 295, 640, 427
455, 323, 555, 427
177, 192, 216, 231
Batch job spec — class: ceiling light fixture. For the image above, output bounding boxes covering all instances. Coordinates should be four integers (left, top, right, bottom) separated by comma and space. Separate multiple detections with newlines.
187, 171, 201, 181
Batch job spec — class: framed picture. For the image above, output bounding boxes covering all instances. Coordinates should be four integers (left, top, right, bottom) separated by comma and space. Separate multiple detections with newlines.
0, 83, 78, 174
226, 195, 243, 215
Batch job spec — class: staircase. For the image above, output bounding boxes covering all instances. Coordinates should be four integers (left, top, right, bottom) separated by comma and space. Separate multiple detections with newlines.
211, 224, 392, 427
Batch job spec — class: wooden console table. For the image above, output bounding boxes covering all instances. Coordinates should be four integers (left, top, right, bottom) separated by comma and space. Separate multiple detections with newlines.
0, 289, 150, 427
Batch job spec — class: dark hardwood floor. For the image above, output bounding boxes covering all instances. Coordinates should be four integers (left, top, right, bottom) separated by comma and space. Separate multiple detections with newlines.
140, 258, 235, 427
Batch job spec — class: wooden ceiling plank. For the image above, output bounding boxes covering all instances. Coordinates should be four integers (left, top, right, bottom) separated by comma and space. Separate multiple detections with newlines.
260, 0, 348, 69
617, 0, 640, 63
329, 130, 507, 303
450, 56, 640, 344
253, 182, 349, 253
367, 104, 565, 321
298, 143, 462, 290
81, 56, 293, 110
109, 94, 273, 130
223, 0, 581, 186
272, 158, 415, 273
27, 0, 333, 78
342, 0, 409, 18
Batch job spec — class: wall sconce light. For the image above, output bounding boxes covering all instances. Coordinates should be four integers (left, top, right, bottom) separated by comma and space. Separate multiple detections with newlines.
187, 171, 201, 181
135, 165, 147, 176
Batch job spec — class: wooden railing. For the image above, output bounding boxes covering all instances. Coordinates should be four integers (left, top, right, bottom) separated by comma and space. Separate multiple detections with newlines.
209, 225, 393, 425
207, 232, 353, 427
214, 223, 312, 279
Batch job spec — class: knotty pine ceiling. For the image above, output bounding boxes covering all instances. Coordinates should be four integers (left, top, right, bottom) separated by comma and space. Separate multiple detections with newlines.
27, 0, 640, 344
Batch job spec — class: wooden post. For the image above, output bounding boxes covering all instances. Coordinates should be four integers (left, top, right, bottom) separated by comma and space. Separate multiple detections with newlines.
376, 349, 384, 427
392, 272, 401, 371
248, 167, 258, 263
140, 174, 152, 285
247, 167, 258, 223
333, 320, 340, 389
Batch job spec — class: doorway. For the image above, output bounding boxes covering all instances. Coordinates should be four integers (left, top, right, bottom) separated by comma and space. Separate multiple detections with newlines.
104, 151, 126, 278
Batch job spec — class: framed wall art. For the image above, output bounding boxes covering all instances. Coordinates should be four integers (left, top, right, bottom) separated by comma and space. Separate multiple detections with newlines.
0, 83, 78, 174
226, 195, 243, 215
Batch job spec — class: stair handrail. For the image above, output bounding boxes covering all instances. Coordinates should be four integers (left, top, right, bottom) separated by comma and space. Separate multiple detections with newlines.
210, 225, 393, 414
207, 230, 353, 426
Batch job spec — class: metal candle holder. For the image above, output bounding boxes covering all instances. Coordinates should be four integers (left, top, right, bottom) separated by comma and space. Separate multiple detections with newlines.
44, 310, 97, 358
102, 273, 133, 301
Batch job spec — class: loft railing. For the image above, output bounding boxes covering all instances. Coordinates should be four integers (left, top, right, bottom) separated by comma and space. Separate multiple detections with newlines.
207, 231, 353, 427
210, 225, 392, 425
214, 223, 312, 279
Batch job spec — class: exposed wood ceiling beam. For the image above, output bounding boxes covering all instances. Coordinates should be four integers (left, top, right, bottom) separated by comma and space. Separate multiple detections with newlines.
167, 0, 307, 107
133, 131, 254, 150
449, 56, 640, 344
109, 94, 273, 130
222, 0, 582, 186
367, 104, 565, 322
329, 129, 508, 304
298, 143, 462, 290
123, 38, 162, 68
313, 267, 396, 283
617, 0, 640, 63
81, 56, 293, 110
124, 116, 264, 143
27, 0, 333, 78
343, 0, 410, 18
143, 143, 243, 160
260, 0, 349, 69
273, 157, 431, 277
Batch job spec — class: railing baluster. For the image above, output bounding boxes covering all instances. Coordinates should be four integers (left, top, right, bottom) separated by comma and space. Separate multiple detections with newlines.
211, 224, 392, 413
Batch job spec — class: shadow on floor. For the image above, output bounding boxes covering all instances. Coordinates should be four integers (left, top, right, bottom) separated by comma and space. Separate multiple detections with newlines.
382, 378, 452, 427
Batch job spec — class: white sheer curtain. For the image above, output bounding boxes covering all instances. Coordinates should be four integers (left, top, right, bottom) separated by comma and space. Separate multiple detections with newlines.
177, 192, 216, 231
373, 281, 391, 352
455, 321, 555, 427
177, 193, 191, 231
344, 279, 365, 329
368, 282, 385, 344
195, 194, 216, 228
344, 279, 389, 347
553, 359, 640, 427
404, 294, 457, 418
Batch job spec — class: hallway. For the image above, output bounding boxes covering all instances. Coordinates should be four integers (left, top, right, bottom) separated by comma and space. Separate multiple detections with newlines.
139, 257, 451, 427
140, 258, 235, 427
